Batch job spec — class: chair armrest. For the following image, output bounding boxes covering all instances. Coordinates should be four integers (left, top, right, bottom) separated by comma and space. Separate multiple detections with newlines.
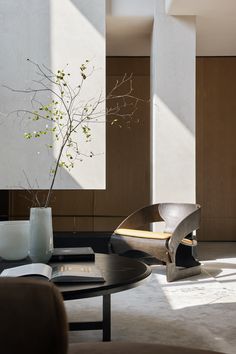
115, 204, 163, 230
167, 207, 201, 261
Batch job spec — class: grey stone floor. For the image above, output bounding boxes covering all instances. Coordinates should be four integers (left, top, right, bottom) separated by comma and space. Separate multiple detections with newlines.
65, 242, 236, 353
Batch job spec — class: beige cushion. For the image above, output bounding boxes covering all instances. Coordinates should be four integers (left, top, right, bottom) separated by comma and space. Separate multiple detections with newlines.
115, 228, 172, 240
115, 228, 197, 246
181, 238, 197, 246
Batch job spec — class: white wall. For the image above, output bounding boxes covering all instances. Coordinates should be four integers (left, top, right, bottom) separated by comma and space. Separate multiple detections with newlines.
106, 0, 154, 56
166, 0, 236, 16
107, 0, 154, 17
166, 0, 236, 56
0, 0, 105, 190
151, 0, 196, 205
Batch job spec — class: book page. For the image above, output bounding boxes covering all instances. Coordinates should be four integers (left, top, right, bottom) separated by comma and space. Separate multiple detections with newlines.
0, 263, 52, 279
51, 263, 104, 282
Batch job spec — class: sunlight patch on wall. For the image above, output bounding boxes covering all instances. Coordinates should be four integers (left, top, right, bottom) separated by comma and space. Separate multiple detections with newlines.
50, 0, 105, 189
153, 94, 195, 203
0, 0, 105, 190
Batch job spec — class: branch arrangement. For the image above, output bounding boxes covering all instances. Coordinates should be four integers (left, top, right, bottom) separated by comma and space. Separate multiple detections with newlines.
4, 59, 144, 207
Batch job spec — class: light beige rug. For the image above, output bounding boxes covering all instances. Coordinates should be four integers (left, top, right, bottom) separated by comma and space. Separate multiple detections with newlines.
66, 242, 236, 354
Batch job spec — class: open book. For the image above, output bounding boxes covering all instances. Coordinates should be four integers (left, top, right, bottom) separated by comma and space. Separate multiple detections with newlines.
0, 263, 105, 283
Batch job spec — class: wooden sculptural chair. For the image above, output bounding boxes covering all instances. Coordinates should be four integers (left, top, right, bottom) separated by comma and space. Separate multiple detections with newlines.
109, 203, 201, 282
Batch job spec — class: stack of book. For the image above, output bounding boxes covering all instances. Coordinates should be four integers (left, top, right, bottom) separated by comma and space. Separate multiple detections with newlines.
50, 247, 95, 262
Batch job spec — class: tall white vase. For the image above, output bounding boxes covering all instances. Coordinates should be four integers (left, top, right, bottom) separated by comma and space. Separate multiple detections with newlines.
29, 207, 54, 263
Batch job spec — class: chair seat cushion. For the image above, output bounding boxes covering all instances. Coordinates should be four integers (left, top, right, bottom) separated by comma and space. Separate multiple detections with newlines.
115, 228, 172, 239
115, 228, 197, 246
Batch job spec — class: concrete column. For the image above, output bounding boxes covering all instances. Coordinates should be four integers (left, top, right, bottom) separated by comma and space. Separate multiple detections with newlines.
151, 0, 196, 205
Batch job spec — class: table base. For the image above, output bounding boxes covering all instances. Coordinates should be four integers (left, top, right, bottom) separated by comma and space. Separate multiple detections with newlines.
69, 294, 111, 341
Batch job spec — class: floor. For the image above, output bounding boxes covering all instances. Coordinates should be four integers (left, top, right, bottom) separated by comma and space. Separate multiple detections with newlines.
66, 242, 236, 354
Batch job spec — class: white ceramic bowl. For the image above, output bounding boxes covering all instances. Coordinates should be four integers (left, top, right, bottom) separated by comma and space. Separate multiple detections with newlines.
0, 220, 29, 260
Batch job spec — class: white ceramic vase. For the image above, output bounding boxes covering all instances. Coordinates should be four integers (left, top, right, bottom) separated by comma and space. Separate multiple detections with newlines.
29, 207, 54, 263
0, 220, 29, 260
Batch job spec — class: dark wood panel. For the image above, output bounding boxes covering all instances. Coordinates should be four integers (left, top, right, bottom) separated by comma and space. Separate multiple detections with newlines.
53, 217, 93, 232
94, 57, 150, 228
0, 190, 9, 220
50, 191, 94, 215
197, 57, 236, 240
106, 57, 150, 76
93, 217, 124, 231
200, 217, 236, 241
9, 190, 94, 217
94, 78, 150, 217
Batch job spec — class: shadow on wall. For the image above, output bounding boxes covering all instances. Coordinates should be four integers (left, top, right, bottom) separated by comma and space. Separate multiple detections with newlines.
69, 0, 105, 36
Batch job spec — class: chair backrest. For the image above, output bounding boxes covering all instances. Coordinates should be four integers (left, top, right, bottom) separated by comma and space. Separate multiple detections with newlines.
159, 203, 200, 233
0, 277, 68, 354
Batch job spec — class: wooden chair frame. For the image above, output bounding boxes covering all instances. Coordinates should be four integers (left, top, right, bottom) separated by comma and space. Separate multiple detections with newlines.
109, 203, 201, 282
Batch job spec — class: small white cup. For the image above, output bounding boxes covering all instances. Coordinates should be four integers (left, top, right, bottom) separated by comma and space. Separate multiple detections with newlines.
0, 220, 29, 260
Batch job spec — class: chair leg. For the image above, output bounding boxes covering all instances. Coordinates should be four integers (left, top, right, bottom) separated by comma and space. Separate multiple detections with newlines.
175, 243, 200, 268
175, 232, 200, 268
166, 262, 201, 282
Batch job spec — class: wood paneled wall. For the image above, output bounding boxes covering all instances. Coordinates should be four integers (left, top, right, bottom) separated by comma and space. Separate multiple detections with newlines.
197, 57, 236, 240
9, 57, 150, 232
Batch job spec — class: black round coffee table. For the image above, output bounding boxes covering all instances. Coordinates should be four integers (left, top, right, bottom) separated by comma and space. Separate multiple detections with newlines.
58, 253, 151, 341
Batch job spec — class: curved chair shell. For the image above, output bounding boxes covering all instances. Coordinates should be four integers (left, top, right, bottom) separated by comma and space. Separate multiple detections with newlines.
116, 203, 162, 230
167, 206, 201, 262
111, 234, 170, 263
159, 203, 199, 233
110, 203, 201, 282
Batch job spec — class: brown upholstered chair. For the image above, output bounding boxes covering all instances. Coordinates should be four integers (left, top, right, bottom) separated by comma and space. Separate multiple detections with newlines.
110, 203, 201, 282
0, 277, 67, 354
0, 277, 223, 354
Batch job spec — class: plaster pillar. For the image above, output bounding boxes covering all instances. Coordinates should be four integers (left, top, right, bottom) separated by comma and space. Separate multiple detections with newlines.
151, 0, 196, 206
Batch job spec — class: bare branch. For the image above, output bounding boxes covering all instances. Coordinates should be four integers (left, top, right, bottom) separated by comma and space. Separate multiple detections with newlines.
3, 60, 146, 207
